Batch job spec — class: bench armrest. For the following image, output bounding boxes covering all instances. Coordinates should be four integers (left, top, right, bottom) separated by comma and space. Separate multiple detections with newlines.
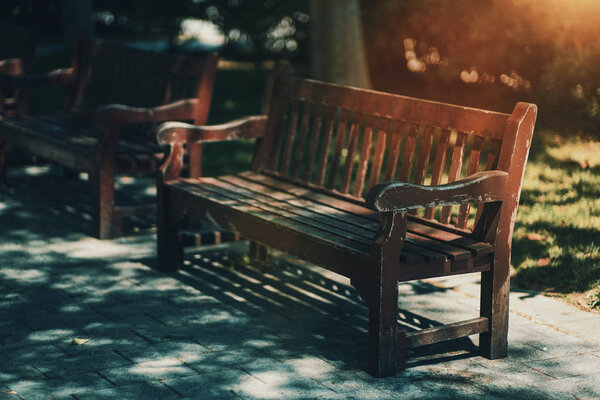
156, 115, 267, 181
157, 115, 267, 145
92, 98, 200, 128
0, 68, 75, 89
0, 59, 22, 74
366, 170, 508, 212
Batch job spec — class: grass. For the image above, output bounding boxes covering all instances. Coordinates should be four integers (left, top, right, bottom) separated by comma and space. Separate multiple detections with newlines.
16, 47, 600, 311
512, 132, 600, 311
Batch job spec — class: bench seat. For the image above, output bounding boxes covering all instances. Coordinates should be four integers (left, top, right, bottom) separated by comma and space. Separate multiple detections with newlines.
168, 170, 494, 282
1, 114, 164, 173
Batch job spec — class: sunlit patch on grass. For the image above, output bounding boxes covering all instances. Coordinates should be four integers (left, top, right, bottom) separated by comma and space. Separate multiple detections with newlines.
546, 138, 600, 169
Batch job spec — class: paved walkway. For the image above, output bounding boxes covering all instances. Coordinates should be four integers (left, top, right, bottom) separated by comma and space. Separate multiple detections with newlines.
1, 181, 600, 399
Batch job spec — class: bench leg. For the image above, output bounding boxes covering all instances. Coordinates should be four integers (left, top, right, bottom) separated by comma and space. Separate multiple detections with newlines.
90, 166, 118, 239
366, 264, 401, 378
479, 255, 510, 359
156, 184, 184, 272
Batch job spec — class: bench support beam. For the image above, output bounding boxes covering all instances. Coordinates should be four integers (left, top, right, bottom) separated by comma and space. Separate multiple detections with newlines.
405, 317, 489, 348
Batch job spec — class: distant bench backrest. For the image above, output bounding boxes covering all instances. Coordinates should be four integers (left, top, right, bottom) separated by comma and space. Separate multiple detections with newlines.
68, 40, 218, 125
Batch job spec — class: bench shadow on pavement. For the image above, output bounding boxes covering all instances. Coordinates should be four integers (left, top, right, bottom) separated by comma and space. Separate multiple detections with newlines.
138, 244, 480, 371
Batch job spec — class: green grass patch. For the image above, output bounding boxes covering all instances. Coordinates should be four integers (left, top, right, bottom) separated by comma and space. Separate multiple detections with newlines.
512, 131, 600, 309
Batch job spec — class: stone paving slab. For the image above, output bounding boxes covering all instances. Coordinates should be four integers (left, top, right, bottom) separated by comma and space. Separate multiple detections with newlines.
2, 184, 600, 399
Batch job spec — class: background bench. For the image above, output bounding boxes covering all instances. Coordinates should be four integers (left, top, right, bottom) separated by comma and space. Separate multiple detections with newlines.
156, 66, 537, 377
0, 39, 217, 238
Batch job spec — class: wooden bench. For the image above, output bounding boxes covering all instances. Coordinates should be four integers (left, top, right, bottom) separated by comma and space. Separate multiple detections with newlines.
0, 23, 37, 116
155, 66, 537, 377
0, 39, 217, 238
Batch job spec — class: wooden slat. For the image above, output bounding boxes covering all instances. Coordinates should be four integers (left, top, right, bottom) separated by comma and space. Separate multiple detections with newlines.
457, 136, 484, 228
340, 114, 361, 193
197, 176, 455, 264
206, 180, 373, 251
303, 103, 325, 182
285, 77, 510, 141
220, 175, 447, 263
326, 109, 350, 189
440, 132, 467, 224
405, 317, 488, 348
174, 178, 372, 254
409, 126, 434, 216
280, 99, 301, 175
265, 94, 291, 171
223, 174, 471, 262
424, 129, 450, 219
366, 119, 389, 191
407, 217, 493, 256
168, 183, 373, 282
475, 139, 502, 225
291, 101, 313, 179
384, 121, 403, 181
413, 126, 434, 185
237, 171, 494, 257
398, 124, 418, 182
314, 106, 337, 186
352, 117, 375, 197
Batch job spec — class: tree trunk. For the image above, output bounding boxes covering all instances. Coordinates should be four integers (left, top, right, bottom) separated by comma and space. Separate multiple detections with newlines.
309, 0, 372, 88
63, 0, 94, 52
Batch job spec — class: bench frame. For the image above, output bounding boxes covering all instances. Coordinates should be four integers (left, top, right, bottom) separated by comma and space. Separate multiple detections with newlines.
155, 66, 537, 377
0, 38, 217, 238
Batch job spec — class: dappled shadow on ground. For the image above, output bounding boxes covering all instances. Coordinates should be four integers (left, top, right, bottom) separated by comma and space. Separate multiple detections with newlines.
4, 164, 157, 237
2, 189, 596, 398
0, 238, 557, 399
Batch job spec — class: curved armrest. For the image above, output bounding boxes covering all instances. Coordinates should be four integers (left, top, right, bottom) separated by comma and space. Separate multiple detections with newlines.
157, 115, 267, 145
156, 115, 267, 181
92, 98, 200, 128
366, 170, 508, 212
0, 68, 74, 89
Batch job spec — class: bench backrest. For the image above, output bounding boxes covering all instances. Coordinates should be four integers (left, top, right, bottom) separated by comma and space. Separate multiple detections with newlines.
68, 40, 218, 124
254, 68, 537, 232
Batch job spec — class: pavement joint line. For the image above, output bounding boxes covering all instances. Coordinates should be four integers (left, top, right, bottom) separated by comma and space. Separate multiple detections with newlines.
424, 278, 600, 345
95, 370, 118, 387
112, 349, 135, 364
159, 379, 186, 398
144, 312, 170, 326
238, 366, 270, 385
130, 329, 154, 344
177, 358, 205, 375
28, 363, 52, 380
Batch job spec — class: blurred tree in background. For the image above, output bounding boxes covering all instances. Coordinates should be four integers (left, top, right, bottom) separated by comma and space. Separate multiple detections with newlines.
2, 0, 600, 135
363, 0, 600, 133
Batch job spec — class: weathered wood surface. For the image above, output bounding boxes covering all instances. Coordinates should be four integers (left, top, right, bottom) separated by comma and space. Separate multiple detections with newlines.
0, 39, 218, 238
156, 67, 538, 377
